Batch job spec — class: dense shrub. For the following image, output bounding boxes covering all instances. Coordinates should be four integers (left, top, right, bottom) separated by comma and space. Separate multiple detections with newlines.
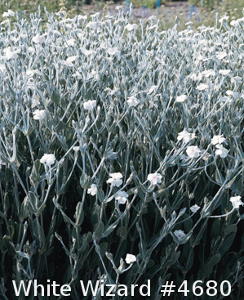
0, 7, 244, 300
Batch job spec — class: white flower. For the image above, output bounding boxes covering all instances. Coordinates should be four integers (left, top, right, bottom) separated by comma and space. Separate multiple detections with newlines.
196, 83, 208, 91
62, 60, 74, 67
176, 95, 187, 103
219, 70, 231, 75
190, 204, 200, 213
216, 52, 227, 60
26, 69, 42, 77
72, 71, 82, 79
211, 135, 226, 145
2, 10, 15, 18
5, 48, 21, 60
67, 38, 75, 46
174, 230, 186, 241
147, 85, 157, 95
230, 20, 239, 26
147, 172, 162, 185
87, 21, 98, 30
83, 100, 96, 111
230, 196, 243, 209
66, 56, 78, 63
202, 69, 215, 78
195, 54, 204, 63
125, 24, 138, 31
81, 48, 94, 56
40, 154, 56, 167
125, 254, 136, 264
215, 144, 229, 158
73, 146, 80, 152
107, 47, 120, 56
91, 12, 100, 18
33, 109, 46, 121
127, 96, 140, 107
32, 35, 45, 44
190, 73, 202, 81
88, 184, 98, 196
177, 129, 195, 143
107, 172, 123, 187
0, 64, 5, 72
226, 90, 239, 98
114, 191, 128, 204
77, 15, 87, 21
186, 146, 201, 158
28, 46, 35, 54
226, 90, 233, 97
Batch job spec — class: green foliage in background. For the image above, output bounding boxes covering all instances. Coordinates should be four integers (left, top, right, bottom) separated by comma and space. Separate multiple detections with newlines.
0, 7, 244, 300
189, 0, 244, 16
130, 0, 166, 10
0, 0, 81, 20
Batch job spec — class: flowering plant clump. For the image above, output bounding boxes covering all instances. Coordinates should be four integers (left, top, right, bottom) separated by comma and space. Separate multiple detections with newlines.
1, 7, 244, 300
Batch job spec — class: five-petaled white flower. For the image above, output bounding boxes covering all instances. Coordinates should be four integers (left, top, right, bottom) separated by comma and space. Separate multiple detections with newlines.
177, 129, 195, 143
202, 69, 215, 78
125, 253, 136, 264
196, 83, 208, 91
147, 172, 162, 185
127, 96, 140, 107
211, 135, 226, 145
190, 204, 200, 213
83, 100, 96, 111
40, 154, 56, 167
114, 191, 128, 204
230, 196, 243, 209
107, 172, 123, 187
186, 146, 201, 158
215, 144, 229, 158
88, 184, 98, 196
174, 230, 186, 241
176, 95, 187, 103
33, 109, 46, 121
32, 35, 46, 44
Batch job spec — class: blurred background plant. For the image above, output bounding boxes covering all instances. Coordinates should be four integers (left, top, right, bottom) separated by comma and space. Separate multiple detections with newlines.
0, 0, 243, 25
